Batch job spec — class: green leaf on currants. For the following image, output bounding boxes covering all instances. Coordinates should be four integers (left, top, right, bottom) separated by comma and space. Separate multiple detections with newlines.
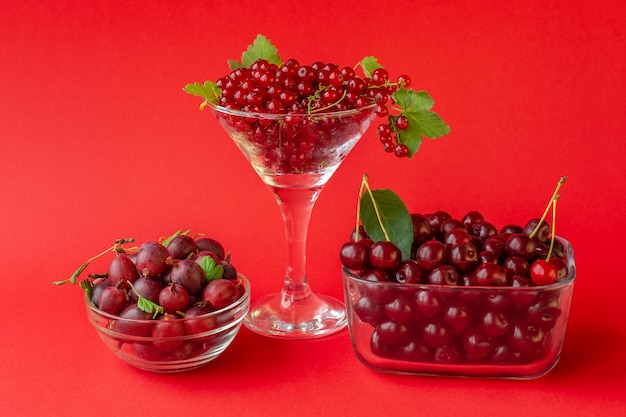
393, 88, 451, 157
200, 256, 224, 282
182, 81, 221, 107
359, 189, 414, 260
238, 34, 282, 69
359, 56, 382, 78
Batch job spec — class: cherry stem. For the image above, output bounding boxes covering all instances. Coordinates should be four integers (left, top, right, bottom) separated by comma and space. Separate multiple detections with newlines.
529, 176, 567, 240
546, 196, 559, 261
360, 174, 392, 242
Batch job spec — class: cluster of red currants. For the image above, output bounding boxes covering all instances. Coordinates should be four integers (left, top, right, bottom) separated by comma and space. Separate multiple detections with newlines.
215, 58, 412, 157
340, 210, 572, 365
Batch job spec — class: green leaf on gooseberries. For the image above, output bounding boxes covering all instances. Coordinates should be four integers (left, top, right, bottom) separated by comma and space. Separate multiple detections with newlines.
240, 34, 282, 68
359, 189, 414, 260
200, 256, 224, 282
162, 229, 191, 247
183, 81, 221, 107
360, 56, 382, 78
129, 282, 164, 318
79, 279, 93, 301
392, 88, 451, 158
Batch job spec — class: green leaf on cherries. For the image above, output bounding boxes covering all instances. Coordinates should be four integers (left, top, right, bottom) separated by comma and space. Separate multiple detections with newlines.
200, 256, 224, 282
393, 88, 451, 157
360, 56, 382, 78
359, 189, 414, 260
237, 34, 282, 69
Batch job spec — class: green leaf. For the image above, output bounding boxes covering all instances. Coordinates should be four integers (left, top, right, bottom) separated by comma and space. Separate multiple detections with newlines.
228, 59, 244, 70
199, 256, 224, 282
162, 229, 190, 247
182, 81, 221, 105
137, 297, 164, 319
79, 279, 94, 302
241, 34, 282, 68
360, 56, 382, 78
392, 88, 451, 158
393, 88, 434, 112
359, 189, 414, 260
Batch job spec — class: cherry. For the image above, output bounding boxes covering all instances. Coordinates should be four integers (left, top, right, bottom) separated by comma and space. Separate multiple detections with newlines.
530, 259, 558, 285
421, 319, 451, 348
395, 260, 427, 284
340, 241, 370, 270
447, 242, 479, 272
428, 265, 460, 286
461, 210, 484, 230
353, 296, 385, 325
443, 301, 472, 332
473, 263, 508, 286
376, 320, 411, 345
414, 290, 443, 317
524, 218, 551, 243
410, 213, 432, 248
502, 256, 530, 278
479, 308, 510, 337
415, 240, 446, 271
463, 329, 493, 361
369, 241, 402, 271
383, 294, 415, 323
361, 269, 394, 303
505, 233, 536, 261
549, 258, 568, 281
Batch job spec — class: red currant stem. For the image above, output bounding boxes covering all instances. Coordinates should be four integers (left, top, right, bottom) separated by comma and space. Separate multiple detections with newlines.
529, 176, 567, 239
546, 195, 559, 261
361, 174, 392, 242
309, 88, 348, 114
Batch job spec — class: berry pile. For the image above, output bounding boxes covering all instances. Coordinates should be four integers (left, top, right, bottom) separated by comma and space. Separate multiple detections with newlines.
341, 212, 572, 367
339, 177, 573, 369
215, 59, 413, 157
58, 232, 247, 362
184, 34, 450, 165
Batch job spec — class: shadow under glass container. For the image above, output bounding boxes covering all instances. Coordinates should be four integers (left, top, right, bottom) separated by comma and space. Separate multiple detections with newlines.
209, 103, 377, 338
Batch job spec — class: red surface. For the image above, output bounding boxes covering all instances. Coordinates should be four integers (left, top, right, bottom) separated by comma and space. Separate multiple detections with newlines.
1, 0, 625, 415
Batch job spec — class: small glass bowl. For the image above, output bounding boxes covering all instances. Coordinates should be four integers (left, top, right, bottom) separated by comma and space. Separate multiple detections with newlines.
342, 238, 575, 379
85, 275, 250, 373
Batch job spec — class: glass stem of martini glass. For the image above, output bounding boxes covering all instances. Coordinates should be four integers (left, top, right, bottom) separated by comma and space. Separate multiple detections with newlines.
271, 185, 321, 307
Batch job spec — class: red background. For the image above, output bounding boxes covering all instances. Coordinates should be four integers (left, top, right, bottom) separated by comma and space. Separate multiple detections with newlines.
1, 0, 625, 415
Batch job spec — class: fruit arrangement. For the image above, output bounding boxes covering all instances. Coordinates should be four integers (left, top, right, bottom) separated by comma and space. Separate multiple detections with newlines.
340, 176, 575, 377
55, 231, 250, 370
184, 34, 450, 168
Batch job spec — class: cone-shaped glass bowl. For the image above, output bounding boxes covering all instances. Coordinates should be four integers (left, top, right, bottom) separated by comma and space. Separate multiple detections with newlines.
209, 103, 377, 338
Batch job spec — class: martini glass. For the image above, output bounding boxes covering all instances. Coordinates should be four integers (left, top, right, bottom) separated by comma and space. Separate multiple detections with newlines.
208, 103, 377, 339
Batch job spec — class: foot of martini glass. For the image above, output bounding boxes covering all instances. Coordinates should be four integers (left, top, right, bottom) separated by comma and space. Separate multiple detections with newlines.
209, 103, 377, 338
